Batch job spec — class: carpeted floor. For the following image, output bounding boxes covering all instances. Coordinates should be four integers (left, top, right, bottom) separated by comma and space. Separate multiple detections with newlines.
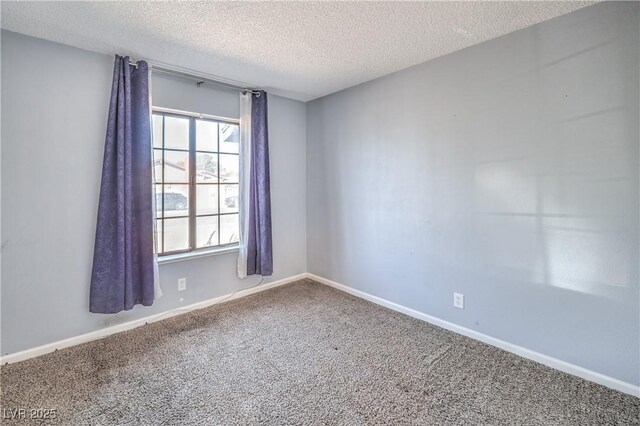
1, 279, 638, 425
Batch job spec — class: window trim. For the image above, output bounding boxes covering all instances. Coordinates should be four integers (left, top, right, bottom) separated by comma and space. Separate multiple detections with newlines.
157, 244, 239, 265
152, 107, 240, 258
153, 106, 240, 125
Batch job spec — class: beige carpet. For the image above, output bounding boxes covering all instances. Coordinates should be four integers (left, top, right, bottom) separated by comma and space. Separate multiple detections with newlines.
1, 279, 638, 425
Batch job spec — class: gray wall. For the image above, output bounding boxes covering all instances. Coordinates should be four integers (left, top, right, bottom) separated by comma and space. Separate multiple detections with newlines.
306, 2, 639, 385
0, 30, 307, 355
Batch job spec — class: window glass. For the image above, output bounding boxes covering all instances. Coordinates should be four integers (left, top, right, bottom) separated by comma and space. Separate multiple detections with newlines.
220, 154, 239, 183
219, 123, 239, 153
197, 120, 218, 152
196, 216, 219, 248
164, 116, 189, 150
220, 214, 240, 245
152, 114, 163, 148
196, 185, 218, 215
163, 217, 189, 252
220, 184, 239, 214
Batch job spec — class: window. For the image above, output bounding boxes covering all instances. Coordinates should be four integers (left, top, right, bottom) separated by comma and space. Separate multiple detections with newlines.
152, 109, 240, 256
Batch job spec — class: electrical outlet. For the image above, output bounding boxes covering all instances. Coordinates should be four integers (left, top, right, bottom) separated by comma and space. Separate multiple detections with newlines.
178, 278, 187, 292
453, 292, 464, 309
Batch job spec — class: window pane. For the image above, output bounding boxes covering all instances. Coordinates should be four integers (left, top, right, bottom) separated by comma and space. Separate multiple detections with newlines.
155, 219, 163, 253
153, 149, 163, 183
219, 123, 239, 153
161, 184, 189, 217
152, 114, 163, 148
220, 154, 239, 183
163, 217, 189, 252
164, 116, 189, 150
154, 184, 164, 218
220, 214, 239, 245
196, 152, 218, 183
220, 184, 238, 213
164, 150, 189, 183
196, 120, 218, 152
196, 184, 218, 215
196, 216, 219, 248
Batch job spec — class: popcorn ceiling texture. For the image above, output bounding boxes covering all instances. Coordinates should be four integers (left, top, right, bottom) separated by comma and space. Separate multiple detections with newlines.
0, 1, 594, 101
1, 280, 638, 425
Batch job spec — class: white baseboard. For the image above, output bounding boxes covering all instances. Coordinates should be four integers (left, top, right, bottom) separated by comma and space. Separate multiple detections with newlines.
0, 273, 307, 366
306, 273, 640, 398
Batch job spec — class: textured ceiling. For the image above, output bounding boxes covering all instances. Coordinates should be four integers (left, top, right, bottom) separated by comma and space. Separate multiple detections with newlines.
1, 1, 594, 101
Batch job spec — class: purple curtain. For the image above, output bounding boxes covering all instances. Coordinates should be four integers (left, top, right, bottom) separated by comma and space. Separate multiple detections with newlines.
247, 91, 273, 276
90, 56, 155, 313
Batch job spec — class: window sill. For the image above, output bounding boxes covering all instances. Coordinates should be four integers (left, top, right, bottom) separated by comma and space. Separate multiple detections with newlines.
158, 245, 239, 265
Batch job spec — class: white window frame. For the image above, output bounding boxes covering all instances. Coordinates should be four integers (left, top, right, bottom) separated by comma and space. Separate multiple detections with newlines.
152, 106, 240, 262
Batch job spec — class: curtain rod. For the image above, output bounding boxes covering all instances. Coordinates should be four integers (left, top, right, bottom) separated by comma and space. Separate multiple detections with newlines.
128, 60, 261, 95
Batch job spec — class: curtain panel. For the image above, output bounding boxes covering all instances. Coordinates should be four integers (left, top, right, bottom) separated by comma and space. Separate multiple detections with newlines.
90, 55, 158, 313
238, 91, 273, 277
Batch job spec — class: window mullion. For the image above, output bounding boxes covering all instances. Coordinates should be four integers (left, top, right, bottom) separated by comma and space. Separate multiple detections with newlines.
189, 117, 197, 251
217, 122, 221, 247
161, 115, 166, 254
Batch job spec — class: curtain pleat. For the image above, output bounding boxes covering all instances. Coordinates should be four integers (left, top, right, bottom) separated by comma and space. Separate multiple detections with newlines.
246, 91, 273, 276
